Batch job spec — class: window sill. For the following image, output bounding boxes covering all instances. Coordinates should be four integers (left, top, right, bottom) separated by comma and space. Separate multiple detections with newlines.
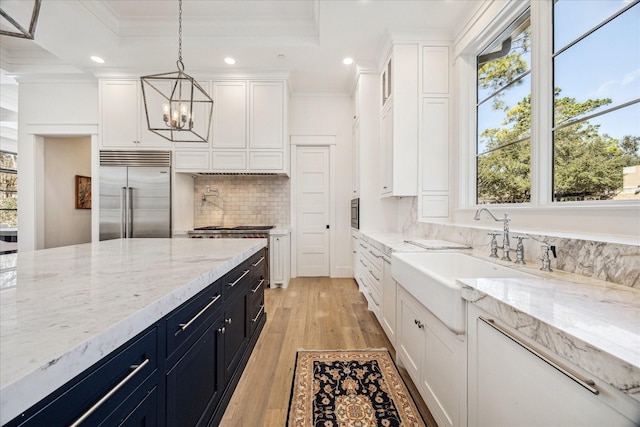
451, 202, 640, 245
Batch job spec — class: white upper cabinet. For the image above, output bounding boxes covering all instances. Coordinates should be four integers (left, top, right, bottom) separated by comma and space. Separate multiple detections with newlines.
379, 43, 419, 197
419, 44, 451, 219
212, 81, 247, 149
100, 79, 212, 149
101, 80, 171, 148
203, 80, 288, 174
249, 81, 284, 149
422, 46, 449, 95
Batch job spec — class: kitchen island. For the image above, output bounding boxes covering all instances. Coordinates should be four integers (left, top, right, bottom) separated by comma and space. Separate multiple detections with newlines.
0, 238, 266, 425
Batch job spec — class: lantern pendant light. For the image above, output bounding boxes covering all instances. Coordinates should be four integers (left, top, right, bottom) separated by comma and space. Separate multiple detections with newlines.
140, 0, 213, 143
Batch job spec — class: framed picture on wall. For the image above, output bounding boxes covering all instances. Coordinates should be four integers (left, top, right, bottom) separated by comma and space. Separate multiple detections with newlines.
75, 175, 91, 209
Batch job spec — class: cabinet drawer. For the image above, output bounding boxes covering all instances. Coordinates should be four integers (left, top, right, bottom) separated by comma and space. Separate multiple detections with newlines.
249, 249, 267, 282
166, 281, 223, 361
248, 151, 283, 170
366, 262, 382, 295
211, 151, 247, 170
223, 263, 251, 301
174, 150, 210, 171
10, 328, 158, 427
249, 302, 265, 334
249, 276, 265, 307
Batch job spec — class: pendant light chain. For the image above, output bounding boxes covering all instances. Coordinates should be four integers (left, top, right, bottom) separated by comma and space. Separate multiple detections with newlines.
177, 0, 183, 70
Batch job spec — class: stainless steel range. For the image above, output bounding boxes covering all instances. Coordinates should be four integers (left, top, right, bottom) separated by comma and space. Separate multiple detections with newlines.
188, 225, 273, 286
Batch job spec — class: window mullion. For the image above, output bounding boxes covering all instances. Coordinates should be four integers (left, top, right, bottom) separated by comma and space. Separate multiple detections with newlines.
530, 0, 553, 206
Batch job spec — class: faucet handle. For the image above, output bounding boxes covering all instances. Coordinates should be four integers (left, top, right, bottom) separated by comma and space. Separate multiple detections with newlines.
487, 232, 500, 258
540, 244, 556, 272
512, 235, 529, 243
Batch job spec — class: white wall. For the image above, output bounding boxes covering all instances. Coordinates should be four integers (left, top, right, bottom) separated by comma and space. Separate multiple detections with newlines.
289, 93, 353, 277
17, 80, 98, 251
44, 137, 92, 248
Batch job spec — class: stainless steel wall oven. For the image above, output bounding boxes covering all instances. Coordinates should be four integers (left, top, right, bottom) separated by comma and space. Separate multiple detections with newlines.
351, 198, 359, 229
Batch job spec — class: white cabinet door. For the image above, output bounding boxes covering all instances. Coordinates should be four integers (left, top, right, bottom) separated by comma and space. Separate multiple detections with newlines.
269, 232, 290, 288
422, 46, 449, 95
398, 285, 467, 427
101, 79, 176, 148
467, 304, 638, 427
212, 81, 247, 149
101, 80, 140, 148
420, 98, 449, 218
380, 105, 393, 195
249, 82, 284, 149
397, 286, 425, 382
381, 258, 396, 347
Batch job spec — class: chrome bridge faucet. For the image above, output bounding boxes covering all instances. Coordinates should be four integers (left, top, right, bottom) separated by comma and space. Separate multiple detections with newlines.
474, 207, 512, 261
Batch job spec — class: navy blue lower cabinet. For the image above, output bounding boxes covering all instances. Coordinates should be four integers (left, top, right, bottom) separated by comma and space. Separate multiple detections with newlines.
6, 327, 159, 427
6, 250, 267, 427
166, 314, 225, 427
104, 386, 159, 427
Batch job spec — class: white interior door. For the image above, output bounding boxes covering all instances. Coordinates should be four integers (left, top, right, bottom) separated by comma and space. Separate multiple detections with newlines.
296, 146, 330, 276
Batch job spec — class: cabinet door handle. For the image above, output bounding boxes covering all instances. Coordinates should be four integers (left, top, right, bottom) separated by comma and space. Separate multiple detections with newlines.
218, 326, 226, 334
251, 256, 265, 267
359, 259, 367, 267
228, 269, 250, 288
478, 316, 598, 395
69, 358, 150, 427
368, 250, 381, 259
178, 294, 221, 331
225, 317, 232, 325
414, 319, 424, 329
359, 243, 367, 249
251, 279, 265, 294
252, 305, 265, 323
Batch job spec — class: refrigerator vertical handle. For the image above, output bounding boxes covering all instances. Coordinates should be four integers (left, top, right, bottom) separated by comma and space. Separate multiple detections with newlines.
121, 187, 127, 238
128, 187, 134, 238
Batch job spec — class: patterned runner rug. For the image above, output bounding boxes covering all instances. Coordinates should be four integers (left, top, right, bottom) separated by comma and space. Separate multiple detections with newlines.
287, 349, 427, 426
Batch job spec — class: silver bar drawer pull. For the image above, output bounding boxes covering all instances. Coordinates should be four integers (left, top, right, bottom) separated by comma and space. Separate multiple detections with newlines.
251, 279, 265, 294
69, 358, 150, 427
251, 305, 265, 323
228, 269, 250, 288
179, 294, 221, 331
251, 256, 265, 267
478, 316, 598, 395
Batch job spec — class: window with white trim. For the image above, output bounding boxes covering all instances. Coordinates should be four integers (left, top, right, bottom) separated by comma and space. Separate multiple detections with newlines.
476, 10, 531, 204
552, 0, 639, 201
474, 0, 639, 205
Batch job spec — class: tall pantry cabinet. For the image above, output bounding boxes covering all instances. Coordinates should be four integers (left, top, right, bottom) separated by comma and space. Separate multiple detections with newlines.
379, 43, 419, 198
419, 44, 451, 219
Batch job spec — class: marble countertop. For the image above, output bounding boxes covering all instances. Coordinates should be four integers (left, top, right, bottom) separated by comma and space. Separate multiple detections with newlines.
0, 238, 266, 425
356, 229, 640, 402
460, 275, 640, 402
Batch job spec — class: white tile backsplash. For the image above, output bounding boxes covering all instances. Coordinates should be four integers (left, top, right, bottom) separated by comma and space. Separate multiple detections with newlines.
194, 175, 290, 227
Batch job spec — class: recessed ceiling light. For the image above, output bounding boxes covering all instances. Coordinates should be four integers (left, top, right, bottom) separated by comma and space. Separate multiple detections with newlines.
91, 56, 105, 64
224, 57, 236, 65
343, 57, 354, 65
277, 54, 286, 60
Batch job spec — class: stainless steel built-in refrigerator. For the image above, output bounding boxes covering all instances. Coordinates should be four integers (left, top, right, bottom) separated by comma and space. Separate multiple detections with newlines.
99, 151, 171, 240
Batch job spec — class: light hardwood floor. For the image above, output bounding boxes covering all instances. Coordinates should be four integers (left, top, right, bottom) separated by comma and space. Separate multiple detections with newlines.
219, 277, 437, 426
